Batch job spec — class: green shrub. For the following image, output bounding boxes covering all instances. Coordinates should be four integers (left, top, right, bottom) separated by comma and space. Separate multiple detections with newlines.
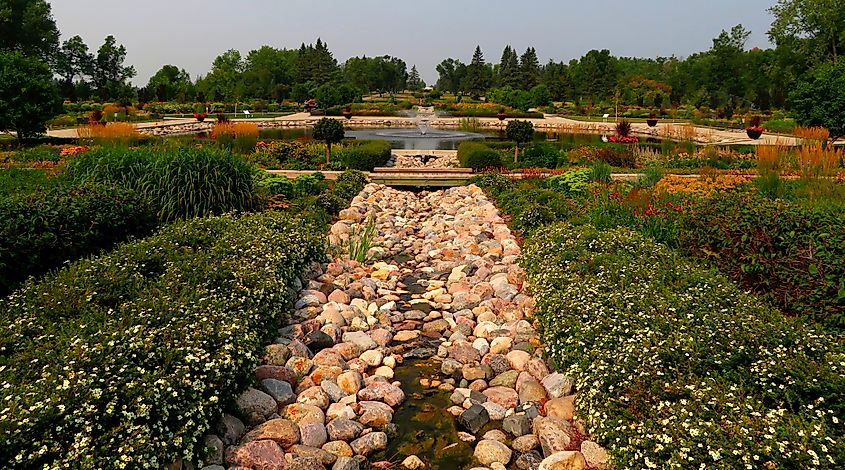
470, 172, 516, 198
589, 160, 612, 183
336, 140, 392, 171
8, 145, 62, 163
260, 176, 295, 198
292, 172, 328, 198
546, 168, 592, 196
678, 192, 845, 329
513, 203, 555, 234
0, 184, 157, 295
519, 144, 561, 169
458, 141, 502, 171
523, 223, 844, 469
333, 170, 368, 200
0, 212, 325, 468
250, 141, 322, 169
314, 191, 348, 215
65, 146, 260, 222
0, 168, 59, 196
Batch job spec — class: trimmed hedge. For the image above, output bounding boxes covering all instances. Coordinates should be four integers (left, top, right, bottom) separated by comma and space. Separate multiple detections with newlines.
0, 212, 325, 467
0, 184, 157, 295
336, 140, 392, 171
458, 141, 502, 171
523, 223, 844, 469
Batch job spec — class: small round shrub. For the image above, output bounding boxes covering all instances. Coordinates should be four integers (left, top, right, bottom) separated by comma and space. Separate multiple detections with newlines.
520, 144, 561, 169
335, 170, 369, 190
314, 191, 348, 216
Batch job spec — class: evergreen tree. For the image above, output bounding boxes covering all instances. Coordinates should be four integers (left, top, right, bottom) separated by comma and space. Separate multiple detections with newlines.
520, 47, 541, 90
498, 45, 521, 88
463, 46, 490, 98
407, 65, 425, 91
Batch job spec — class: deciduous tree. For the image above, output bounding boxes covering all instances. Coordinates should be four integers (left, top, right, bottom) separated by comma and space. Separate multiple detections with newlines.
506, 119, 534, 163
0, 50, 61, 141
313, 117, 345, 164
0, 0, 59, 64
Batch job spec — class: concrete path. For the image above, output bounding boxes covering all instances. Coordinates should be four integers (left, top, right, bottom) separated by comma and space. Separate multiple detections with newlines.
48, 112, 801, 146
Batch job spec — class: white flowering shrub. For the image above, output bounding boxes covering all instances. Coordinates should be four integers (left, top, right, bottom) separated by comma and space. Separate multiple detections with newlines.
0, 212, 325, 468
523, 223, 844, 469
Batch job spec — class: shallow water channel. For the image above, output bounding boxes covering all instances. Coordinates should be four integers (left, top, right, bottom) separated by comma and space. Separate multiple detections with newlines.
370, 359, 475, 468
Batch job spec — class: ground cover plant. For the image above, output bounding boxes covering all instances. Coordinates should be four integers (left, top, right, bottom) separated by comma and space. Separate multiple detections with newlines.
0, 211, 326, 468
0, 184, 157, 296
522, 223, 844, 469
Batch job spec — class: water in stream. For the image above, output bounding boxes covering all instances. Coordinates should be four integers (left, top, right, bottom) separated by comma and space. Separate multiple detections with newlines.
371, 359, 475, 469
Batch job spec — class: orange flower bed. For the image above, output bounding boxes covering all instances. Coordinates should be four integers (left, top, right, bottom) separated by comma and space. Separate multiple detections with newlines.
655, 174, 750, 198
60, 146, 89, 157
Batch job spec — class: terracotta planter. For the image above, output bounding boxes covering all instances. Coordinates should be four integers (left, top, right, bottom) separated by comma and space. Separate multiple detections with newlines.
646, 119, 658, 127
343, 113, 353, 120
497, 113, 506, 121
746, 128, 763, 140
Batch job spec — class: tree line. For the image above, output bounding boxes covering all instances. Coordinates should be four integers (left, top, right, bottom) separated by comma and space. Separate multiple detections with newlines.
435, 12, 841, 117
1, 0, 844, 139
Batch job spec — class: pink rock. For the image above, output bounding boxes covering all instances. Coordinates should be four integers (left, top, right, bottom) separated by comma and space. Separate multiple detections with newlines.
483, 386, 519, 409
328, 289, 351, 304
240, 418, 300, 447
227, 440, 286, 469
506, 350, 531, 371
469, 379, 489, 392
312, 350, 347, 369
357, 381, 405, 407
256, 366, 297, 385
370, 329, 393, 347
526, 359, 550, 382
301, 289, 328, 304
309, 366, 342, 385
451, 341, 481, 364
297, 386, 330, 410
333, 342, 363, 361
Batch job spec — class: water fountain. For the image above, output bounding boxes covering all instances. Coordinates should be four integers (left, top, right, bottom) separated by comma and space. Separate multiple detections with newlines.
345, 106, 484, 151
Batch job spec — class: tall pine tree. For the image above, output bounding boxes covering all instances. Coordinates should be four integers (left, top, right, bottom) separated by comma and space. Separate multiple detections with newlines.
463, 46, 490, 98
520, 47, 541, 90
407, 65, 425, 91
498, 45, 521, 88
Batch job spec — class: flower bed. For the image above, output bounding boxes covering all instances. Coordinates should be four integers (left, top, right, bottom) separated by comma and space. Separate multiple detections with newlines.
0, 211, 325, 467
522, 223, 844, 469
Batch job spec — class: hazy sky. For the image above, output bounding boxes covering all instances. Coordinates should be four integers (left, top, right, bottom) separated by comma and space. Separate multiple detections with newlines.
50, 0, 776, 86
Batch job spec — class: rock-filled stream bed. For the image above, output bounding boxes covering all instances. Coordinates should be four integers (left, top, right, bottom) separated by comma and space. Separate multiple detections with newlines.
207, 184, 610, 470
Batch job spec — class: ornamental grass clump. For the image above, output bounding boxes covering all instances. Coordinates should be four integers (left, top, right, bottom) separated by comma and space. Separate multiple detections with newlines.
523, 223, 844, 469
0, 211, 325, 468
65, 145, 260, 222
77, 122, 140, 146
214, 122, 259, 153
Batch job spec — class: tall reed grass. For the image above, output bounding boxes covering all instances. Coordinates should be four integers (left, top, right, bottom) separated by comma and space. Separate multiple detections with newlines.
77, 122, 140, 146
65, 145, 260, 222
215, 123, 259, 154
